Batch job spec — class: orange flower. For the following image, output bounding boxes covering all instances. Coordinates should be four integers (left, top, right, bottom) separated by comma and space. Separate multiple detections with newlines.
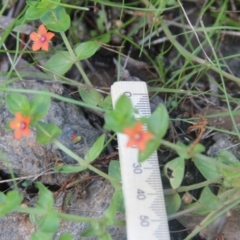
123, 121, 153, 152
9, 112, 31, 139
30, 24, 55, 51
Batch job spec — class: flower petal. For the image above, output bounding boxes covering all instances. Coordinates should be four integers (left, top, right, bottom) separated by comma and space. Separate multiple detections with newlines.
126, 138, 136, 148
24, 116, 31, 125
23, 128, 30, 136
138, 141, 146, 152
135, 122, 143, 132
32, 41, 42, 51
46, 32, 55, 41
143, 132, 152, 142
30, 32, 40, 41
38, 24, 47, 35
123, 127, 135, 136
15, 112, 23, 122
14, 129, 22, 139
9, 120, 18, 130
41, 41, 49, 51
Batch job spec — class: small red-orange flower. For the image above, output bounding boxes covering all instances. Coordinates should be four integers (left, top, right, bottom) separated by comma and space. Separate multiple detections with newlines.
30, 24, 55, 51
9, 112, 31, 139
123, 121, 153, 152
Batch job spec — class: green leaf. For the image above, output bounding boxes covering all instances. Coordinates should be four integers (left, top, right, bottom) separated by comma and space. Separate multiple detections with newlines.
176, 141, 205, 159
96, 33, 111, 44
81, 220, 106, 237
42, 0, 60, 9
41, 6, 70, 32
37, 210, 60, 233
36, 182, 54, 209
147, 104, 169, 139
31, 232, 53, 240
164, 193, 181, 215
44, 51, 73, 76
98, 95, 113, 110
54, 165, 87, 173
104, 95, 135, 132
75, 41, 99, 61
184, 201, 210, 215
36, 122, 62, 144
108, 160, 121, 190
26, 0, 38, 7
138, 140, 159, 163
0, 191, 23, 217
6, 93, 30, 115
29, 92, 51, 122
194, 155, 221, 180
58, 233, 73, 240
104, 190, 124, 224
25, 7, 49, 20
163, 157, 185, 189
81, 225, 98, 237
199, 186, 222, 210
216, 151, 240, 188
217, 150, 238, 164
96, 10, 106, 33
99, 232, 112, 240
79, 87, 103, 106
84, 134, 105, 163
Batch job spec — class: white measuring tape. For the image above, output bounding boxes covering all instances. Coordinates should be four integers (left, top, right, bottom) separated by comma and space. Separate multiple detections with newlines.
111, 82, 170, 240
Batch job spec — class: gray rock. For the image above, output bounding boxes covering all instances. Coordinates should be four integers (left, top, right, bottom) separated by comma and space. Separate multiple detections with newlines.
0, 98, 101, 185
0, 180, 126, 240
207, 133, 240, 159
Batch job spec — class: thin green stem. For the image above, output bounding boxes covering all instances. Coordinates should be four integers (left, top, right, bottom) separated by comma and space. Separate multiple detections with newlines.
16, 206, 125, 226
0, 0, 10, 15
60, 32, 92, 86
164, 177, 222, 195
53, 140, 121, 187
48, 1, 89, 10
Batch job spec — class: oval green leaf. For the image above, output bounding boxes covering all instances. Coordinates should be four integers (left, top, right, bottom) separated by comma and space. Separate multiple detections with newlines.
194, 155, 221, 180
163, 157, 185, 189
29, 91, 51, 122
6, 93, 30, 115
79, 87, 103, 106
75, 41, 99, 61
147, 104, 169, 139
41, 6, 70, 32
44, 51, 73, 75
36, 122, 62, 144
84, 134, 105, 163
164, 192, 181, 215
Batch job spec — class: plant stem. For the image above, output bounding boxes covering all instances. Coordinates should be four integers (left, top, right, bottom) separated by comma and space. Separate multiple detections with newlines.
58, 212, 125, 226
48, 1, 89, 10
164, 176, 222, 195
60, 32, 92, 86
53, 140, 121, 187
16, 206, 125, 226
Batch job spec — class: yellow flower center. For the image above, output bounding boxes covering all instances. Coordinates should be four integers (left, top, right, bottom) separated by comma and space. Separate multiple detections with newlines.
134, 133, 142, 141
